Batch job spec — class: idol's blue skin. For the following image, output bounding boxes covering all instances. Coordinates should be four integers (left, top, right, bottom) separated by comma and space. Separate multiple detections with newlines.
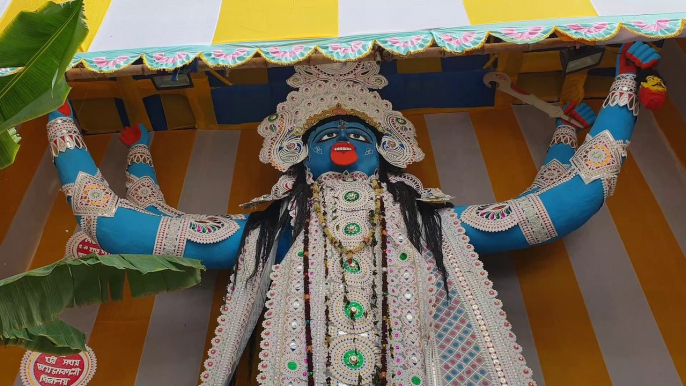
48, 42, 657, 267
304, 120, 380, 178
120, 124, 170, 216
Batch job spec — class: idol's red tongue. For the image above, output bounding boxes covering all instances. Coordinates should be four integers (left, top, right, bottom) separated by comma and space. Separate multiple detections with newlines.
331, 142, 358, 166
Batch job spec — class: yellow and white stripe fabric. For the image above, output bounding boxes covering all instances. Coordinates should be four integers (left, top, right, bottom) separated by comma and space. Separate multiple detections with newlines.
0, 0, 685, 73
2, 38, 686, 386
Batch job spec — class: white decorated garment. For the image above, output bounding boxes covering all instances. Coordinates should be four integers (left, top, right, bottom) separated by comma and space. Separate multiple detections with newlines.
200, 174, 536, 386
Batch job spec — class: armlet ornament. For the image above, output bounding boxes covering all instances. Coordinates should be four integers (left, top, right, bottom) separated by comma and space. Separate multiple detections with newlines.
460, 194, 557, 245
539, 130, 628, 200
127, 144, 154, 167
525, 159, 571, 193
126, 174, 166, 207
126, 173, 185, 217
79, 216, 99, 245
570, 130, 627, 184
62, 171, 106, 198
154, 214, 241, 256
71, 171, 118, 218
65, 230, 109, 259
602, 74, 639, 117
47, 118, 87, 159
601, 175, 618, 199
549, 125, 578, 150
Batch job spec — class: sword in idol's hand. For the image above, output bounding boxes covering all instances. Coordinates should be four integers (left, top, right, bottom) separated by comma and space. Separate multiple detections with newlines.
483, 72, 585, 129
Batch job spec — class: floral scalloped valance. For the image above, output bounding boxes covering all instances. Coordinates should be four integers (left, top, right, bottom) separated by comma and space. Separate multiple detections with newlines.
0, 0, 684, 75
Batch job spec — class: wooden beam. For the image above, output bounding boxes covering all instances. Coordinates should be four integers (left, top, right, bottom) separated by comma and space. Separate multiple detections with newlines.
66, 38, 578, 81
516, 72, 565, 102
184, 72, 219, 130
520, 49, 618, 74
115, 76, 152, 128
520, 52, 563, 73
495, 52, 524, 105
67, 80, 118, 100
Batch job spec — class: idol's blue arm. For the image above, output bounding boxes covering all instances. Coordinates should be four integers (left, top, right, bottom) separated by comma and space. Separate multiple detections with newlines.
48, 109, 244, 270
455, 42, 658, 254
121, 123, 158, 184
119, 123, 187, 217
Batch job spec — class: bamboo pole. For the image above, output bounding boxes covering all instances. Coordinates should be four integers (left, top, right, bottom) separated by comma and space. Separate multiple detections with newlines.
66, 38, 579, 81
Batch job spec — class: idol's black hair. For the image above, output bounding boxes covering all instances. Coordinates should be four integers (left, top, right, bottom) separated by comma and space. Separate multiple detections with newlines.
235, 117, 453, 285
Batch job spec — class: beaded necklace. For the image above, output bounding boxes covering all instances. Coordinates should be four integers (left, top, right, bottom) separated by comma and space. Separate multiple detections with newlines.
312, 178, 383, 265
309, 176, 389, 385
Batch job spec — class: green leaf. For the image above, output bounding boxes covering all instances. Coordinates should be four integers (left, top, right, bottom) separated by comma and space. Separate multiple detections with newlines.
2, 319, 86, 356
0, 0, 88, 165
0, 253, 205, 353
0, 128, 20, 169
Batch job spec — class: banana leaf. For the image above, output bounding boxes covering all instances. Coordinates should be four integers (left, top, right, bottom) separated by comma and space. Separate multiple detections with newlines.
0, 253, 205, 354
0, 128, 20, 169
0, 0, 87, 169
3, 319, 86, 356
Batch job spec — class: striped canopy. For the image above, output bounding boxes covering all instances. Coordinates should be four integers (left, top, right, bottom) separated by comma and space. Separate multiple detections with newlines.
0, 0, 685, 74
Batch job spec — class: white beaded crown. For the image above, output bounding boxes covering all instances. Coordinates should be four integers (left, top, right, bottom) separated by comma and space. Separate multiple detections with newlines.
258, 62, 425, 171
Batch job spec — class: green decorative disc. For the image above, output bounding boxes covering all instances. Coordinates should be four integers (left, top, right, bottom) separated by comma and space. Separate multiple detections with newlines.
399, 252, 408, 261
344, 259, 361, 273
412, 376, 422, 385
287, 361, 298, 371
297, 251, 304, 257
343, 190, 361, 202
397, 117, 407, 124
268, 114, 278, 122
345, 301, 364, 320
343, 222, 361, 236
343, 350, 365, 370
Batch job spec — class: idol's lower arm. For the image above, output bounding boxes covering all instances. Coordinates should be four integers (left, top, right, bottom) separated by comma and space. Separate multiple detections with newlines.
456, 75, 636, 254
119, 124, 185, 217
48, 108, 243, 269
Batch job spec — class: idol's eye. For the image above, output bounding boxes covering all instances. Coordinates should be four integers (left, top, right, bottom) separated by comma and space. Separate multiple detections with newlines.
349, 133, 369, 142
318, 132, 338, 142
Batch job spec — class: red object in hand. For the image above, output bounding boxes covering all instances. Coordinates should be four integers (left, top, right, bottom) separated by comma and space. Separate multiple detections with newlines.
119, 123, 142, 147
618, 43, 638, 75
330, 142, 358, 166
639, 86, 666, 111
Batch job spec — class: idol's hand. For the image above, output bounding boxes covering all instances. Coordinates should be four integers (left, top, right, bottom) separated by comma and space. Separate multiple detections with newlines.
617, 42, 660, 75
119, 122, 151, 148
556, 102, 596, 129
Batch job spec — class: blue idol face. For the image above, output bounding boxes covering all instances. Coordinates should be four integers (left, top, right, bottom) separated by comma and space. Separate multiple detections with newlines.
304, 119, 380, 179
